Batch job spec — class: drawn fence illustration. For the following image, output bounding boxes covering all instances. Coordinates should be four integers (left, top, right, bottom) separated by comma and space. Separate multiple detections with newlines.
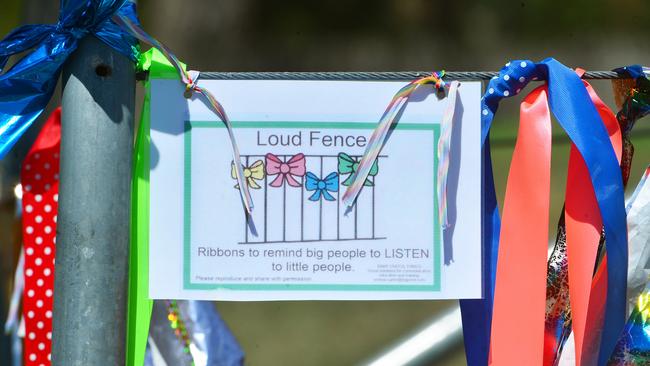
233, 153, 387, 244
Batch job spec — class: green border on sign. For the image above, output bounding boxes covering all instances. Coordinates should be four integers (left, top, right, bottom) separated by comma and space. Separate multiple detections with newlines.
183, 121, 441, 292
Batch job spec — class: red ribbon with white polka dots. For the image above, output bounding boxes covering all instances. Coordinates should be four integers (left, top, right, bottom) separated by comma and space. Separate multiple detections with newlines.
21, 107, 60, 366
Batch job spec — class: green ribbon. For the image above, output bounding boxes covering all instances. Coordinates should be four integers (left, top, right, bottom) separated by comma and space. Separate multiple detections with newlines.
338, 152, 378, 186
126, 49, 183, 366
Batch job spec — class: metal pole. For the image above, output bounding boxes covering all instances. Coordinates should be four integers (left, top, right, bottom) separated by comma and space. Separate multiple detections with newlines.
52, 35, 134, 365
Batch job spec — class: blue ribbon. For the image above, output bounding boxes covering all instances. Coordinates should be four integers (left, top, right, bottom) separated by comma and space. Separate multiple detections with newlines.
459, 138, 500, 366
460, 59, 627, 366
614, 64, 648, 80
0, 0, 140, 158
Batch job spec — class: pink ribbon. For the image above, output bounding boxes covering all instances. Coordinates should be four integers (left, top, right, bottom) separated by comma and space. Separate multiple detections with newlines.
265, 153, 306, 187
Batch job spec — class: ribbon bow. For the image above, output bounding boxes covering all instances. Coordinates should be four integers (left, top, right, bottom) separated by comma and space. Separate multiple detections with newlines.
265, 153, 306, 187
231, 160, 265, 189
305, 172, 339, 201
0, 0, 139, 158
338, 153, 378, 186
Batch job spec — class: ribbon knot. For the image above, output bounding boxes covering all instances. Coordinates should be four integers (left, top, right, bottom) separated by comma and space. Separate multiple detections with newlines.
55, 22, 88, 39
463, 59, 629, 366
0, 0, 139, 157
341, 70, 451, 207
417, 70, 447, 91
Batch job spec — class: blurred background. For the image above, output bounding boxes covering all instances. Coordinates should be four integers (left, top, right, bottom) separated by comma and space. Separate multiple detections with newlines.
1, 1, 649, 365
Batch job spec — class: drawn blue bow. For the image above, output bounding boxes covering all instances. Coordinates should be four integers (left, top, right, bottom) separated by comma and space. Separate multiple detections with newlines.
0, 0, 140, 158
305, 172, 338, 201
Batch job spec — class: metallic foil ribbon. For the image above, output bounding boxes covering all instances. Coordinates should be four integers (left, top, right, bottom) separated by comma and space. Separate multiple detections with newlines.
148, 300, 244, 366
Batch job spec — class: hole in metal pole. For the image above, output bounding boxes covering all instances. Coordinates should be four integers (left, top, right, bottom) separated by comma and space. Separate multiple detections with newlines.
95, 64, 112, 77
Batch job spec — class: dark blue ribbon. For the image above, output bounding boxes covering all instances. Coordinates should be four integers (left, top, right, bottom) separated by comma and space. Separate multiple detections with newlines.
0, 0, 140, 158
614, 64, 648, 80
460, 59, 628, 366
459, 138, 500, 366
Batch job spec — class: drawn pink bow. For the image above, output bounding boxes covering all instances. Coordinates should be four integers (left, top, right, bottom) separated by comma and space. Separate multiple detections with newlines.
265, 153, 306, 187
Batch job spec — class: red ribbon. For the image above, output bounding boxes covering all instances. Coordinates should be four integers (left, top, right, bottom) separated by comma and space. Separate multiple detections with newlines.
563, 80, 621, 366
21, 107, 60, 366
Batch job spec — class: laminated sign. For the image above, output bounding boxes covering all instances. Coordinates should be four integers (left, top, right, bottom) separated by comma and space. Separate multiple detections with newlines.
148, 75, 483, 300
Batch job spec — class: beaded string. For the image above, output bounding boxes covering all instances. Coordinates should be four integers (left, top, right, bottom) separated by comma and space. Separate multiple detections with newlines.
165, 300, 195, 366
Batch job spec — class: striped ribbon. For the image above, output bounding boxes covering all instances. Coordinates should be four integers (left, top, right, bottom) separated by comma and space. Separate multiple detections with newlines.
342, 71, 455, 216
113, 14, 253, 214
437, 81, 459, 229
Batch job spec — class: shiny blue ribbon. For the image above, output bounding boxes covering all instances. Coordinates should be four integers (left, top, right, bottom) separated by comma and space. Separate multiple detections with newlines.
460, 59, 628, 366
0, 0, 140, 158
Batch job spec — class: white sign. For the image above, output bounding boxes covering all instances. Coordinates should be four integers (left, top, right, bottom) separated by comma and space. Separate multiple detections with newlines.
148, 78, 482, 300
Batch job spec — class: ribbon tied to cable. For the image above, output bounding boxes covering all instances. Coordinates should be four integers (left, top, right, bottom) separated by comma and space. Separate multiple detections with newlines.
113, 11, 254, 215
460, 59, 628, 366
341, 71, 450, 206
0, 0, 139, 158
265, 153, 306, 187
340, 72, 460, 230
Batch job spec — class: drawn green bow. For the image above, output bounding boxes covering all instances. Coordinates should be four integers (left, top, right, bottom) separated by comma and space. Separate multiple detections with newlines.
337, 153, 379, 186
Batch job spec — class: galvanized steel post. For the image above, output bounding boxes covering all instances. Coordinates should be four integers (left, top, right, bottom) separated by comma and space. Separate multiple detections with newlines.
51, 35, 135, 365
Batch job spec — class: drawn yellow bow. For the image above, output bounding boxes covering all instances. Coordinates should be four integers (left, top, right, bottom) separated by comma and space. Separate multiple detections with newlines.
231, 160, 265, 189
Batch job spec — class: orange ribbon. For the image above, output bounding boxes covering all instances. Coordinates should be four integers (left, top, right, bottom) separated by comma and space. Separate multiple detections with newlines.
490, 85, 552, 365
